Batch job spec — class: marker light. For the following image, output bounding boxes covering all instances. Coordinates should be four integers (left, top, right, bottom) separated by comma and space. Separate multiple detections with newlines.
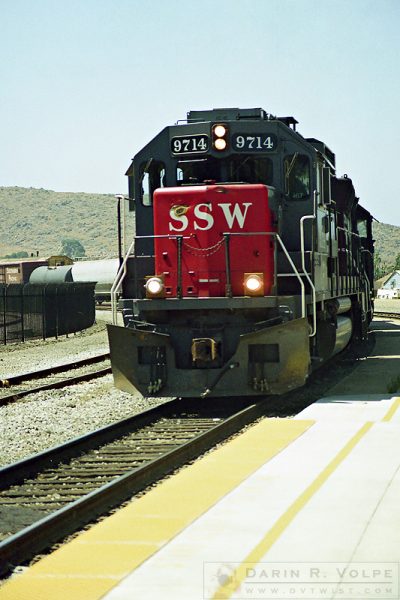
145, 276, 165, 298
244, 273, 264, 296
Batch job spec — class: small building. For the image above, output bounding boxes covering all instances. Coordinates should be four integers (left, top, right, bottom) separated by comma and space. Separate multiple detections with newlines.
376, 271, 400, 299
48, 255, 73, 267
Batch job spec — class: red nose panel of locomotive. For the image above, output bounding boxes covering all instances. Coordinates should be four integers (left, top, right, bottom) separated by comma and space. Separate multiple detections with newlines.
153, 184, 274, 297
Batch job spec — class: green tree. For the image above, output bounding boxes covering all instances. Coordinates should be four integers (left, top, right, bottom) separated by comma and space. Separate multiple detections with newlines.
374, 250, 391, 280
394, 253, 400, 271
4, 251, 29, 259
60, 238, 86, 259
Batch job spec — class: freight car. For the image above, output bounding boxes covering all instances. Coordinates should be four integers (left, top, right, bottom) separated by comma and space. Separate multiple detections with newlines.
108, 107, 374, 398
29, 265, 73, 284
29, 259, 119, 304
71, 259, 119, 304
0, 259, 47, 284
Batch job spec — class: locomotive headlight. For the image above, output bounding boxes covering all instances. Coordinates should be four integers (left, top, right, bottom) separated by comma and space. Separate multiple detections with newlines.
244, 273, 264, 296
145, 276, 165, 298
212, 123, 228, 151
214, 124, 226, 138
214, 138, 227, 151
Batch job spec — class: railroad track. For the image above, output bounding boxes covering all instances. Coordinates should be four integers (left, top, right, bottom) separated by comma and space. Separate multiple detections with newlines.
0, 353, 111, 406
0, 396, 271, 575
95, 303, 112, 311
373, 311, 400, 320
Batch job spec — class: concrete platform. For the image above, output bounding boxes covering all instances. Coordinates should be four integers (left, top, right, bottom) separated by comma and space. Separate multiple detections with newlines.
1, 392, 399, 600
327, 317, 400, 396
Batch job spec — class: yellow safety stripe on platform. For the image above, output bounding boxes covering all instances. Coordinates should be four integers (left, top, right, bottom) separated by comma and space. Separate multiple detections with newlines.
0, 418, 313, 600
382, 396, 400, 422
213, 420, 374, 599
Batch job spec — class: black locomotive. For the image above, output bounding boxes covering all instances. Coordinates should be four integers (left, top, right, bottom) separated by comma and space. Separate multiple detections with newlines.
108, 108, 374, 398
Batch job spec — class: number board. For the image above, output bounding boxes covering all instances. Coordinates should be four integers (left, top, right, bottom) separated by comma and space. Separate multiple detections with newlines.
232, 133, 278, 152
171, 135, 209, 155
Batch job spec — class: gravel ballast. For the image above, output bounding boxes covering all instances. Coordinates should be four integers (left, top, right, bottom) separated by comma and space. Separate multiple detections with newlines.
1, 301, 398, 467
0, 311, 169, 467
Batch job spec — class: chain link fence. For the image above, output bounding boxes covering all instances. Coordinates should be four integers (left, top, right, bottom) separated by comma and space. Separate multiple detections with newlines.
0, 283, 96, 344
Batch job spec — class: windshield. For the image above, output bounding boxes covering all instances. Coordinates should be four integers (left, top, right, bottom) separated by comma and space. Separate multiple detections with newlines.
177, 157, 220, 184
177, 156, 273, 186
284, 153, 310, 199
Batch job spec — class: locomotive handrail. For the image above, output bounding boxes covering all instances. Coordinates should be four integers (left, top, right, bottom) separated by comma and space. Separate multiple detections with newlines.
275, 232, 305, 319
112, 231, 306, 321
111, 234, 194, 321
111, 238, 136, 324
219, 231, 277, 294
223, 231, 306, 318
177, 236, 183, 299
362, 276, 371, 321
360, 248, 373, 321
134, 234, 193, 239
337, 226, 361, 238
223, 234, 232, 297
299, 191, 317, 337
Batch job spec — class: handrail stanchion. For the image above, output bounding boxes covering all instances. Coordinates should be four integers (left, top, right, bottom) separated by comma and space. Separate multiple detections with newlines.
112, 231, 308, 324
273, 236, 278, 295
224, 234, 232, 298
111, 237, 136, 325
299, 190, 317, 336
177, 236, 183, 299
275, 234, 306, 319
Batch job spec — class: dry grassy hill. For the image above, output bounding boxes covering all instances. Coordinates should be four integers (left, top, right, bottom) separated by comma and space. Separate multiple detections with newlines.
0, 187, 135, 259
0, 187, 398, 270
372, 221, 400, 271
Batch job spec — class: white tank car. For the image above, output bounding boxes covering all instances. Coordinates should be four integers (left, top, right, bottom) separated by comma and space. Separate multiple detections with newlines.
71, 259, 119, 303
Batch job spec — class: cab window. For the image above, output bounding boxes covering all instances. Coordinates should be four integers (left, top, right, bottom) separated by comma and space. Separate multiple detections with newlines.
177, 156, 273, 186
284, 153, 310, 199
139, 160, 166, 206
177, 158, 220, 184
227, 156, 273, 185
357, 219, 368, 238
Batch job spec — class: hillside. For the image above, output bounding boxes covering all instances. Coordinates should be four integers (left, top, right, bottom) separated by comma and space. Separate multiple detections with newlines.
372, 221, 400, 270
0, 187, 398, 269
0, 187, 135, 259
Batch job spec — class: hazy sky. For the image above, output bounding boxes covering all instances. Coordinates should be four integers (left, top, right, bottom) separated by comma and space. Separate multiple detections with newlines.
1, 0, 399, 225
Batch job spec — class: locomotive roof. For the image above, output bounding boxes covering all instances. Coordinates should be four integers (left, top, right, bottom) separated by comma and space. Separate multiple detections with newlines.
186, 107, 298, 128
126, 108, 336, 174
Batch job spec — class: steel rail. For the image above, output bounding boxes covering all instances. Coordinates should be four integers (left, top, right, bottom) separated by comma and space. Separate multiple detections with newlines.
0, 353, 112, 406
0, 396, 270, 576
0, 366, 112, 406
0, 352, 110, 387
373, 311, 400, 320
